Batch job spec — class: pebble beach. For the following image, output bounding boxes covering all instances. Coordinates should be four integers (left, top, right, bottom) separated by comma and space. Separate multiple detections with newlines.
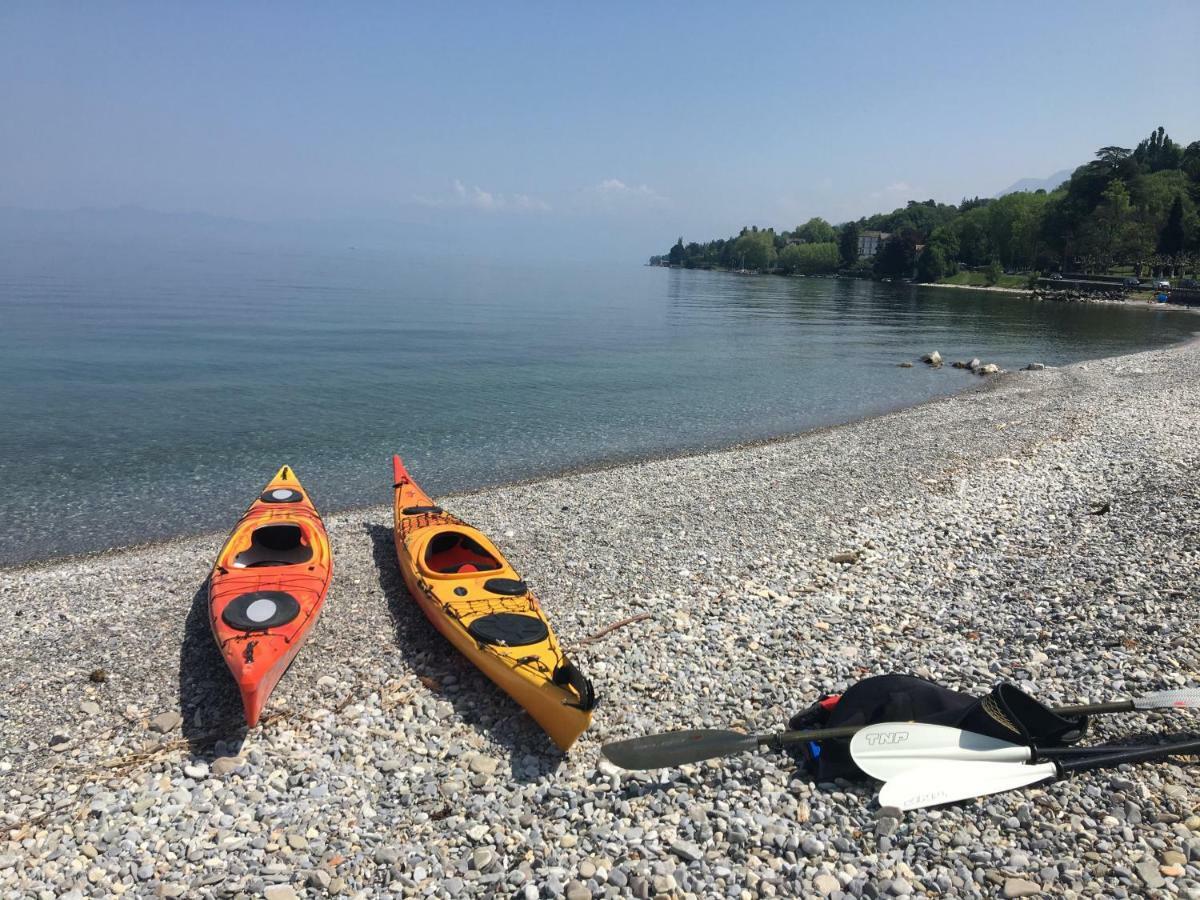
2, 337, 1199, 899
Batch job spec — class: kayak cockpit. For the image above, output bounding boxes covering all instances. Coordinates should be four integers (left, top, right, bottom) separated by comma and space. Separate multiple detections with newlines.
422, 529, 503, 576
231, 523, 314, 568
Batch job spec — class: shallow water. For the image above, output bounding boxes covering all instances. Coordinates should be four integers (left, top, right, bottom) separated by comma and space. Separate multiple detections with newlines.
0, 247, 1194, 565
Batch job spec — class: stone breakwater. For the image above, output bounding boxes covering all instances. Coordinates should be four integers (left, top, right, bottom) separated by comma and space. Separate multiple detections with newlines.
1, 338, 1199, 898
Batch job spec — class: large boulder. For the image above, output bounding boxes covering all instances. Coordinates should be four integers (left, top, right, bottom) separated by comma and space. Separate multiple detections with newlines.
921, 351, 942, 367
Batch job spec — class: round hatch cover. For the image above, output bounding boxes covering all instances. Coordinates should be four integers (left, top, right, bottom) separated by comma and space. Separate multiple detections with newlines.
467, 612, 549, 647
221, 591, 301, 631
260, 488, 303, 503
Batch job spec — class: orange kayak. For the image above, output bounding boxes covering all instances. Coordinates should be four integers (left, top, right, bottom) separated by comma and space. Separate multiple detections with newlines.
209, 465, 332, 726
391, 455, 595, 750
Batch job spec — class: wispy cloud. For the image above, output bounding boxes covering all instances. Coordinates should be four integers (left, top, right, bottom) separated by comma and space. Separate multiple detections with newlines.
586, 178, 668, 204
413, 179, 551, 213
870, 180, 917, 200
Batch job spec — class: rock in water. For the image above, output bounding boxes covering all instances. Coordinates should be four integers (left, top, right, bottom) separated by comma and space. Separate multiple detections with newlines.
921, 351, 942, 367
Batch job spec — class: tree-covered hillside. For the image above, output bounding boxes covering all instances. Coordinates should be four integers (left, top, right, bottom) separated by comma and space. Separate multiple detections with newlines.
651, 127, 1200, 282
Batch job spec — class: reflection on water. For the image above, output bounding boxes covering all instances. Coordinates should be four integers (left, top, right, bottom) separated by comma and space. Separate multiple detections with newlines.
0, 252, 1194, 565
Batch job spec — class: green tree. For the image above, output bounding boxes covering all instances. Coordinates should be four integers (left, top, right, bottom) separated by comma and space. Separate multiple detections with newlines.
796, 217, 836, 244
874, 232, 918, 279
668, 238, 684, 266
1158, 195, 1186, 255
732, 230, 777, 271
985, 259, 1003, 285
917, 245, 950, 282
839, 223, 860, 267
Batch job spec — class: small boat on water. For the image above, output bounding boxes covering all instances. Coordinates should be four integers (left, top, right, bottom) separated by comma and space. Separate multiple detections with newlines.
209, 465, 332, 726
390, 455, 595, 750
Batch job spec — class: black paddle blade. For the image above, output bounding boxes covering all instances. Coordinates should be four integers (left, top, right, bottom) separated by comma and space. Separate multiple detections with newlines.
601, 729, 761, 770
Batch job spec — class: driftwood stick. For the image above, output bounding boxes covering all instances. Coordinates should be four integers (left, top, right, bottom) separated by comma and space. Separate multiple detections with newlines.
580, 612, 652, 645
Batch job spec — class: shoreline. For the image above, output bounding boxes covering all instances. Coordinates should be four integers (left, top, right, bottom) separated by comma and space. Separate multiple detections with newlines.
0, 365, 1014, 574
3, 336, 1200, 895
8, 327, 1198, 574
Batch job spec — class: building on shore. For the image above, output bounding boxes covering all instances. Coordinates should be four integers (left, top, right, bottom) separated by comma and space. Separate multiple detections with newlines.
858, 230, 890, 258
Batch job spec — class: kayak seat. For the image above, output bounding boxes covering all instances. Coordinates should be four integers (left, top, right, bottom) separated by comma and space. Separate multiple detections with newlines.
234, 524, 313, 568
467, 612, 549, 647
426, 531, 501, 574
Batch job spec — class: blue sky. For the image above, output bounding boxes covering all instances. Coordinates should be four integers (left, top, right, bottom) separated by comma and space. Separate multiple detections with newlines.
2, 2, 1198, 260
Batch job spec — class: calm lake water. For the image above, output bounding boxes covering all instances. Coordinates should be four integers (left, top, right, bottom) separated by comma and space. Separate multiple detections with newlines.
1, 248, 1195, 565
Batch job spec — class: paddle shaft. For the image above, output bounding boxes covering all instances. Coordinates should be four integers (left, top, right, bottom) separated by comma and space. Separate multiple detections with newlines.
772, 697, 1149, 751
1056, 737, 1200, 775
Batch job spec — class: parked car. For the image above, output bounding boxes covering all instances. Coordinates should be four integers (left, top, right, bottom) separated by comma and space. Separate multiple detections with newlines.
1122, 277, 1141, 288
1049, 272, 1063, 280
1155, 279, 1170, 290
1181, 278, 1198, 289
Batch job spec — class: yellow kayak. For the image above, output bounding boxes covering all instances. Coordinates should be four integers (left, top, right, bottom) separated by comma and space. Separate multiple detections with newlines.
390, 455, 595, 750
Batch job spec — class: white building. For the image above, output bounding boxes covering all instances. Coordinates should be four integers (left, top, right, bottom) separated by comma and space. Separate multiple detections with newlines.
858, 231, 890, 258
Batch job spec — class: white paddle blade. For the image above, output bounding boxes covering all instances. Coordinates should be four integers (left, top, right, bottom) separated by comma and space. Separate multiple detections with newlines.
1134, 688, 1200, 710
879, 759, 1057, 811
851, 723, 1031, 781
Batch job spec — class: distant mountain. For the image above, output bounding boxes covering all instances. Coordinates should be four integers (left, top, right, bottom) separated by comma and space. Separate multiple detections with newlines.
996, 169, 1072, 197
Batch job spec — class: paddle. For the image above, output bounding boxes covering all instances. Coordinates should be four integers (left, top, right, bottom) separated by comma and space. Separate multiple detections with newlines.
850, 722, 1166, 781
600, 688, 1200, 770
879, 735, 1200, 811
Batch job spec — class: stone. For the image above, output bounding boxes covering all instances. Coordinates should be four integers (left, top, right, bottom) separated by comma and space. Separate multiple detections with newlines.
897, 362, 914, 368
814, 873, 840, 895
287, 833, 308, 850
1002, 878, 1041, 898
652, 874, 676, 894
565, 881, 591, 900
80, 701, 101, 716
308, 870, 332, 890
669, 840, 702, 863
469, 755, 500, 776
373, 847, 399, 865
183, 762, 208, 779
264, 887, 299, 900
211, 756, 243, 776
1136, 861, 1166, 889
149, 711, 182, 733
1023, 363, 1045, 371
978, 363, 1000, 375
922, 351, 942, 366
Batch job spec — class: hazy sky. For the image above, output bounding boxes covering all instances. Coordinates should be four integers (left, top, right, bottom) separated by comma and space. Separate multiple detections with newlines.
3, 2, 1198, 260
